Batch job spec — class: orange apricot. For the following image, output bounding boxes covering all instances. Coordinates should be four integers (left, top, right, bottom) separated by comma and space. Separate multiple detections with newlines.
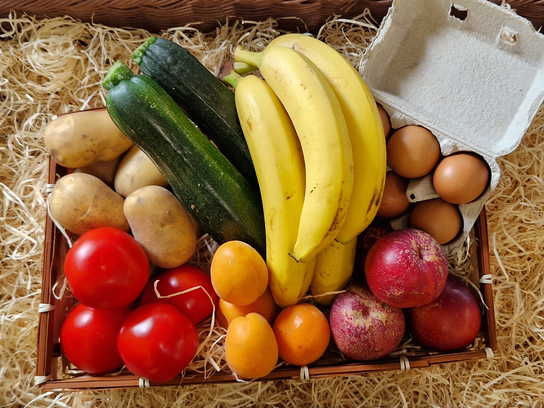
210, 240, 268, 306
217, 287, 281, 328
272, 303, 331, 366
225, 312, 278, 379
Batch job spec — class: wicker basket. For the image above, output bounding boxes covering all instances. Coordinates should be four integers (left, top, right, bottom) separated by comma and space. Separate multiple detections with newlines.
36, 159, 497, 391
29, 0, 507, 391
0, 0, 543, 33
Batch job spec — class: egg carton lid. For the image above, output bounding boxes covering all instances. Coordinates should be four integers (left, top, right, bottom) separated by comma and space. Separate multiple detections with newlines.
359, 0, 544, 159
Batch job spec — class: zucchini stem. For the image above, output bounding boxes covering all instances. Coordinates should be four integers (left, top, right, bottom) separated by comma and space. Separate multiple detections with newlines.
233, 45, 264, 67
102, 61, 135, 90
132, 36, 158, 65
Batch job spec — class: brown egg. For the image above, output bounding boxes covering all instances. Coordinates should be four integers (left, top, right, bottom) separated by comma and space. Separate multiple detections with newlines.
377, 171, 410, 219
410, 198, 463, 245
432, 152, 490, 204
377, 104, 392, 138
387, 125, 441, 179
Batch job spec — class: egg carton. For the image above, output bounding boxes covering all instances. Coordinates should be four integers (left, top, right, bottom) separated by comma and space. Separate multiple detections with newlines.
359, 0, 544, 255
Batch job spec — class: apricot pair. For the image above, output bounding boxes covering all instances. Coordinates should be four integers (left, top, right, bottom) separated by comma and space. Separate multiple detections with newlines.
225, 304, 330, 379
211, 241, 331, 380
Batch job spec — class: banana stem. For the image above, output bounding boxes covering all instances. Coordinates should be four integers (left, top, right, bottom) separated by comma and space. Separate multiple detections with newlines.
222, 70, 243, 89
233, 61, 259, 75
233, 45, 264, 67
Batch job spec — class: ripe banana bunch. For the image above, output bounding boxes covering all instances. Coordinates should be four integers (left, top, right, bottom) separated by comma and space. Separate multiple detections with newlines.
267, 34, 388, 244
229, 34, 385, 306
311, 237, 357, 306
223, 72, 316, 308
234, 44, 354, 263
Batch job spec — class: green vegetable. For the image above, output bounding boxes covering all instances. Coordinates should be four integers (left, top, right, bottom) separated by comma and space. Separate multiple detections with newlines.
132, 37, 258, 188
103, 61, 266, 255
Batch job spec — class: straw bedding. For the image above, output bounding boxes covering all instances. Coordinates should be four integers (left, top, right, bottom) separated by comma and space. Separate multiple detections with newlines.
1, 8, 544, 407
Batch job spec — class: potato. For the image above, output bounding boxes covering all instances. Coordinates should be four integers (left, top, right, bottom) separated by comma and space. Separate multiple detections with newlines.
44, 108, 133, 168
74, 156, 123, 188
49, 172, 130, 235
124, 186, 197, 268
114, 144, 168, 197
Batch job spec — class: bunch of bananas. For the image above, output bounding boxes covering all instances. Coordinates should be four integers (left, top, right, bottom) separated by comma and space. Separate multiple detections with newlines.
224, 34, 387, 308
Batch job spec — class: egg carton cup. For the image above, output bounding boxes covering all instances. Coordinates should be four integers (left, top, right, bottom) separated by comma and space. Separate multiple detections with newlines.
360, 0, 544, 255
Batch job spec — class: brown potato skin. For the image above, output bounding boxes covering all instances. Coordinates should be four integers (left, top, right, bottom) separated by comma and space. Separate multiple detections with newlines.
49, 172, 130, 235
114, 144, 168, 198
44, 109, 133, 168
74, 156, 123, 188
124, 186, 197, 268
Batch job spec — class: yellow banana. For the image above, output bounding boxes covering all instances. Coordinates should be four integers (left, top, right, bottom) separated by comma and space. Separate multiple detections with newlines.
223, 71, 316, 308
310, 237, 357, 306
267, 34, 387, 244
234, 45, 354, 263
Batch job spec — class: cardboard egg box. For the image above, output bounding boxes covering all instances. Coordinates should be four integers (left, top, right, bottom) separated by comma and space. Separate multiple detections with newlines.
359, 0, 544, 255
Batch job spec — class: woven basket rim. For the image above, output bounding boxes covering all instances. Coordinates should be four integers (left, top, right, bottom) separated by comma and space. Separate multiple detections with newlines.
0, 0, 543, 33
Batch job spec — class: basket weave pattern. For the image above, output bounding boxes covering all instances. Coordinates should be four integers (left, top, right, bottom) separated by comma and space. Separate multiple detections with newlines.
0, 0, 542, 33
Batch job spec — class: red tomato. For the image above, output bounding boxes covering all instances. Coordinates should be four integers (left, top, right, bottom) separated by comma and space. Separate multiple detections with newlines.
64, 227, 149, 309
60, 303, 131, 375
117, 302, 199, 383
139, 264, 218, 326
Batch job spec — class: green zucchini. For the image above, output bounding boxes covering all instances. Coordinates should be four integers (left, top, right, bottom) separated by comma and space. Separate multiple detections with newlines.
132, 36, 258, 188
103, 61, 266, 255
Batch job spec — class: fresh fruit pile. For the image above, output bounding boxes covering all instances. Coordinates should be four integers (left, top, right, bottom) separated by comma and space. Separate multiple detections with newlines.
43, 33, 484, 384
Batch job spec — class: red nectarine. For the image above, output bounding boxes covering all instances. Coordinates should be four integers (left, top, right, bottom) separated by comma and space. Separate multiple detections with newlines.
329, 282, 405, 361
405, 273, 482, 351
365, 228, 449, 308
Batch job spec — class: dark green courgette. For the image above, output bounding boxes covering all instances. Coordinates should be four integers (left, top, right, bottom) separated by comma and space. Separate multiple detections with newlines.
132, 36, 258, 189
103, 61, 266, 255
